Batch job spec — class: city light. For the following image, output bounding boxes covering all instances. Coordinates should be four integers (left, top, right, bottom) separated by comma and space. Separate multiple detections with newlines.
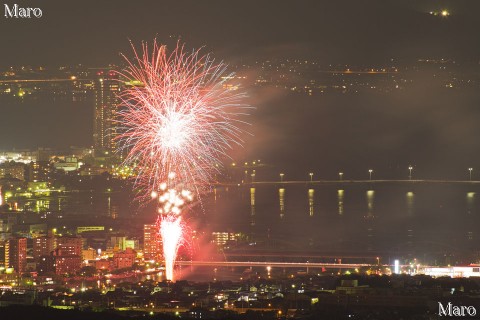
394, 259, 400, 274
1, 2, 480, 317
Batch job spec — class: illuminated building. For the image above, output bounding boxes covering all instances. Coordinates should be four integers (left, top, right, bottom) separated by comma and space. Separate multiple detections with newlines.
37, 238, 83, 275
37, 255, 55, 274
110, 236, 127, 251
53, 156, 80, 172
81, 248, 97, 261
38, 250, 82, 275
211, 232, 240, 247
110, 236, 138, 251
143, 223, 161, 260
76, 226, 105, 233
93, 69, 120, 154
53, 255, 82, 275
33, 236, 55, 261
6, 238, 27, 273
0, 162, 26, 181
0, 241, 6, 268
95, 259, 111, 271
422, 265, 480, 278
28, 161, 50, 182
56, 236, 84, 256
56, 245, 78, 256
125, 239, 139, 250
113, 247, 136, 269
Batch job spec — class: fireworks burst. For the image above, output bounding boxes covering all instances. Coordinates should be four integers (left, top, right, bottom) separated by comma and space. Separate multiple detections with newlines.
116, 40, 248, 198
116, 40, 249, 281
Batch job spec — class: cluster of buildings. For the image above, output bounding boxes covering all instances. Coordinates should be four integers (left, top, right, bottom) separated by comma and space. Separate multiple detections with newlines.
0, 202, 247, 287
2, 271, 480, 319
0, 228, 141, 278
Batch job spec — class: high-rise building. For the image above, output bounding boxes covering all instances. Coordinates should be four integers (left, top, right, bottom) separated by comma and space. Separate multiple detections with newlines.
38, 250, 82, 275
28, 161, 51, 182
143, 223, 161, 261
0, 162, 26, 181
0, 241, 6, 268
56, 236, 84, 256
93, 69, 120, 154
54, 255, 82, 275
33, 236, 55, 261
6, 238, 27, 273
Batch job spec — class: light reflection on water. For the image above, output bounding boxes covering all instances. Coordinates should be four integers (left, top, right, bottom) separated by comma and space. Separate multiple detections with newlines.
279, 188, 285, 219
308, 189, 314, 217
9, 183, 480, 263
337, 189, 344, 215
202, 183, 480, 260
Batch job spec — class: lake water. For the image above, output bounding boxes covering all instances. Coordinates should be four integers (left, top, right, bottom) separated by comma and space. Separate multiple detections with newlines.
200, 182, 480, 265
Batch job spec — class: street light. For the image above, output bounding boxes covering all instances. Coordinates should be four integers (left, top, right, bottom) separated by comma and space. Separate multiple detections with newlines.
408, 166, 413, 180
368, 169, 373, 181
280, 173, 284, 182
309, 172, 313, 182
251, 173, 255, 183
339, 172, 343, 181
469, 168, 473, 181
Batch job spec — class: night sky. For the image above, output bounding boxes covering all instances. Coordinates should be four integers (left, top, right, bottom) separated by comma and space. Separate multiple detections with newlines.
1, 0, 480, 66
1, 0, 480, 179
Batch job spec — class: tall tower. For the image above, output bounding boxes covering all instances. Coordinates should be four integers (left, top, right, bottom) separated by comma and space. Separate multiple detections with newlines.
6, 238, 27, 273
143, 223, 162, 261
93, 69, 120, 155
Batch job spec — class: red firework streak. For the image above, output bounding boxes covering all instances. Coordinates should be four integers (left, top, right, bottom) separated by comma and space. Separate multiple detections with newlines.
115, 40, 248, 280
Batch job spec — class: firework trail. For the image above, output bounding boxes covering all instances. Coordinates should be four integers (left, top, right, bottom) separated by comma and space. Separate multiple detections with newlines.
151, 177, 192, 280
116, 40, 248, 280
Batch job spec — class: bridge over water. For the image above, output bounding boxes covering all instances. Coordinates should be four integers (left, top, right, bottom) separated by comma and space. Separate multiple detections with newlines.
218, 179, 480, 187
177, 260, 373, 269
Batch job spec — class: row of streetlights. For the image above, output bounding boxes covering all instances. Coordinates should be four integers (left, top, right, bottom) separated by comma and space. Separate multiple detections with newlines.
279, 169, 375, 182
276, 167, 476, 182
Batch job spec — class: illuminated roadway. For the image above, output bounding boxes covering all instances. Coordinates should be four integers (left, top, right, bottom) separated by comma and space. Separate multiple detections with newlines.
218, 179, 480, 186
177, 260, 373, 269
225, 252, 377, 259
